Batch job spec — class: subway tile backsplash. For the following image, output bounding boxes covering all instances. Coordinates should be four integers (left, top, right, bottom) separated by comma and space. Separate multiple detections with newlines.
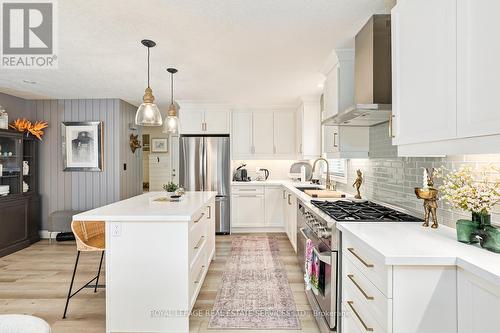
336, 123, 500, 228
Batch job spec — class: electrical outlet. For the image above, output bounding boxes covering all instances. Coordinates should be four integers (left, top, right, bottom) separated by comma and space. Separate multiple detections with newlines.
111, 223, 121, 237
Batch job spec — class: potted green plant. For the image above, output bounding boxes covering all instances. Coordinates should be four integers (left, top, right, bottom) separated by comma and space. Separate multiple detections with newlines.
163, 182, 178, 194
438, 165, 500, 250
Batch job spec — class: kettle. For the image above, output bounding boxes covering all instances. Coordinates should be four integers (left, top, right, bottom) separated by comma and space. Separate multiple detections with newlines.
258, 168, 270, 181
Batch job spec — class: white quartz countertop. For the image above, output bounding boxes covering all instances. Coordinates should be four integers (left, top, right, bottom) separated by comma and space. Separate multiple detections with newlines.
73, 191, 217, 222
337, 222, 500, 286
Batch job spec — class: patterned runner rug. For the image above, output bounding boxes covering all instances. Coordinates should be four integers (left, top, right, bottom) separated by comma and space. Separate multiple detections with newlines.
208, 236, 300, 330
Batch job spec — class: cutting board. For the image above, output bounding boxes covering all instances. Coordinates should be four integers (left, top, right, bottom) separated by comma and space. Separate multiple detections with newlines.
304, 190, 346, 198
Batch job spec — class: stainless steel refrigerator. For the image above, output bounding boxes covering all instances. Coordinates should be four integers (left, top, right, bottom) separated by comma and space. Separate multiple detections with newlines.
179, 135, 230, 234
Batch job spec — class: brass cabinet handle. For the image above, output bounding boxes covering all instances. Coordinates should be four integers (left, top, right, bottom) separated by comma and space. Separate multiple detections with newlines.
347, 248, 374, 268
283, 190, 286, 199
348, 274, 374, 300
194, 213, 205, 223
389, 113, 395, 138
207, 206, 211, 219
287, 194, 292, 205
194, 265, 205, 284
347, 300, 374, 332
333, 132, 338, 147
194, 236, 205, 250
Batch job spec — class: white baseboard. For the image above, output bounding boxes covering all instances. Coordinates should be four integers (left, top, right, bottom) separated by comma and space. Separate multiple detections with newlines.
39, 230, 65, 239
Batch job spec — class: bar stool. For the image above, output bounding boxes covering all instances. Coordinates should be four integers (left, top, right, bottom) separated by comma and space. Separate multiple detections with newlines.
63, 221, 105, 319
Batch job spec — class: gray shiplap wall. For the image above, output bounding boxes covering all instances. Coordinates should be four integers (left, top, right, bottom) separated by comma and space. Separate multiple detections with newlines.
119, 100, 142, 199
22, 98, 141, 229
0, 92, 33, 119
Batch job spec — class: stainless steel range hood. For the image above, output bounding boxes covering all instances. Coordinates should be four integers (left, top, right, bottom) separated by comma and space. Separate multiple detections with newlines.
323, 15, 392, 127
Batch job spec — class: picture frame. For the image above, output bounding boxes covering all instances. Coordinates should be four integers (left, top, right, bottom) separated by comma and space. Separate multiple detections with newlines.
61, 121, 103, 171
151, 138, 168, 153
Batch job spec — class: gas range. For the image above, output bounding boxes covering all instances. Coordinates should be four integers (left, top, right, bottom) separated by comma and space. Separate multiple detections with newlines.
311, 200, 423, 223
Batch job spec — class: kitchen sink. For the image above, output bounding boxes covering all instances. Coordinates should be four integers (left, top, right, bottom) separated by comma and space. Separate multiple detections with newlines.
295, 186, 323, 192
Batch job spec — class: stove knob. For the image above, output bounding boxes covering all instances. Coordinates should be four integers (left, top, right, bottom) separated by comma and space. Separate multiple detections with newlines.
320, 230, 332, 239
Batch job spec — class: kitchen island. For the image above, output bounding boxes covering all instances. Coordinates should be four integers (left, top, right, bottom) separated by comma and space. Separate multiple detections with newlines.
73, 191, 217, 333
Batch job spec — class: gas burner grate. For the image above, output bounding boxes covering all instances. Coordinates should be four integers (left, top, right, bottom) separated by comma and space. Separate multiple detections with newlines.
311, 200, 422, 222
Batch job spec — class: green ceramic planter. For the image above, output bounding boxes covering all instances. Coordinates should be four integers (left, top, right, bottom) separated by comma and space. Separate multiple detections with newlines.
456, 219, 480, 244
480, 226, 500, 253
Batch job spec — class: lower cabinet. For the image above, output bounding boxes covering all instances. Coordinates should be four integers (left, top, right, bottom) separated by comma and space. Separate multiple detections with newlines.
342, 231, 457, 333
231, 189, 266, 227
264, 186, 284, 227
457, 268, 500, 333
283, 190, 297, 252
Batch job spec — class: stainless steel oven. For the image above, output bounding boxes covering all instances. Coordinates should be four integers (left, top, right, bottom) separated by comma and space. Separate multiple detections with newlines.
297, 203, 339, 332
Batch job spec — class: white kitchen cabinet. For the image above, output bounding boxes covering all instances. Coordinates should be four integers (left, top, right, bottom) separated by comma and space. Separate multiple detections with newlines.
457, 268, 500, 333
232, 111, 253, 158
179, 105, 230, 134
231, 193, 265, 227
297, 99, 321, 159
457, 0, 500, 138
273, 111, 296, 156
391, 0, 457, 146
323, 125, 369, 159
392, 0, 500, 156
264, 186, 284, 227
204, 108, 230, 134
179, 108, 205, 134
321, 49, 355, 122
283, 190, 297, 252
252, 112, 274, 156
232, 110, 297, 159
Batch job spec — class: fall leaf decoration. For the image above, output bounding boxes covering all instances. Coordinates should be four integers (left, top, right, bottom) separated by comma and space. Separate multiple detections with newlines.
28, 121, 48, 140
9, 118, 48, 141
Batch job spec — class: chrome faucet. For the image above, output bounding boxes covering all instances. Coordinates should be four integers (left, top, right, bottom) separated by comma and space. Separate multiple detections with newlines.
312, 158, 335, 190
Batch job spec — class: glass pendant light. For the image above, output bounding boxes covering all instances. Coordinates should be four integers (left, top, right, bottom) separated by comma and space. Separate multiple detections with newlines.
135, 39, 163, 126
163, 68, 179, 134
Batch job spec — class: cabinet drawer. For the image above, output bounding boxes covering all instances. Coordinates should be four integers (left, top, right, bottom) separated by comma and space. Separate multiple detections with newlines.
342, 232, 392, 298
343, 255, 392, 332
188, 218, 207, 266
189, 207, 207, 230
189, 241, 208, 307
343, 284, 386, 333
231, 186, 264, 194
342, 306, 364, 333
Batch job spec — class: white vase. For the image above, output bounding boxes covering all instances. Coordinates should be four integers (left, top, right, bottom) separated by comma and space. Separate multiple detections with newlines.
23, 161, 29, 175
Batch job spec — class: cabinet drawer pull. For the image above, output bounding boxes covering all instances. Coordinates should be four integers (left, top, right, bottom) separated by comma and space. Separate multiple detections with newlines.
238, 188, 257, 191
389, 113, 395, 138
347, 274, 374, 300
194, 213, 205, 223
207, 205, 211, 219
194, 236, 205, 250
347, 300, 374, 332
347, 248, 374, 268
287, 194, 292, 205
194, 265, 205, 284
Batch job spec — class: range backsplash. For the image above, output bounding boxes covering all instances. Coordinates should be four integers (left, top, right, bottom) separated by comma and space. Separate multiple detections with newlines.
336, 124, 500, 228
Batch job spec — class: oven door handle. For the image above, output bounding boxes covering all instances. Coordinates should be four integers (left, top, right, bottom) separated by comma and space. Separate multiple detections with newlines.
313, 247, 331, 265
299, 227, 309, 240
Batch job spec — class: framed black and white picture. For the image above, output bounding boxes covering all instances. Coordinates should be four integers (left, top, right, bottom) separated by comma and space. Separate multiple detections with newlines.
61, 121, 103, 171
151, 138, 168, 152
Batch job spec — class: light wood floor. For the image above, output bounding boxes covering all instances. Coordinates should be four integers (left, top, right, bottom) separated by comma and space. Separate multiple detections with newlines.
0, 234, 320, 333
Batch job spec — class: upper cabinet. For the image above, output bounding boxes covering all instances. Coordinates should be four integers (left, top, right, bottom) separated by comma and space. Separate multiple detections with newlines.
297, 98, 321, 159
178, 103, 230, 135
323, 125, 369, 159
456, 0, 500, 138
232, 109, 296, 160
392, 0, 500, 156
322, 49, 355, 122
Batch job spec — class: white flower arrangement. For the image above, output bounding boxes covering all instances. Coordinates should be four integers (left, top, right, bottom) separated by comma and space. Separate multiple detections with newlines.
437, 165, 500, 214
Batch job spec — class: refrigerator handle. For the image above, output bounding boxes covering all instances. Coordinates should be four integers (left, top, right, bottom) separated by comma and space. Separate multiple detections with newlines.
201, 137, 206, 191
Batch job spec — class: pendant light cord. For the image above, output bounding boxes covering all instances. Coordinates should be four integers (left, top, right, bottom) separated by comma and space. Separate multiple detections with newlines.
147, 47, 151, 88
170, 72, 174, 105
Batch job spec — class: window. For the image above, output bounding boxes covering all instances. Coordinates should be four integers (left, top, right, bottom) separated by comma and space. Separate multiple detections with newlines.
327, 158, 347, 183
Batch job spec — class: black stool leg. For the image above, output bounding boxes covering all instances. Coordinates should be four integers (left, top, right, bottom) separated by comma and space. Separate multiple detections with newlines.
94, 251, 104, 293
63, 250, 80, 319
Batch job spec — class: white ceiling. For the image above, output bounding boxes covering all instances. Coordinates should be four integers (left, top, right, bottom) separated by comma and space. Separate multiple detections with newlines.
0, 0, 389, 110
